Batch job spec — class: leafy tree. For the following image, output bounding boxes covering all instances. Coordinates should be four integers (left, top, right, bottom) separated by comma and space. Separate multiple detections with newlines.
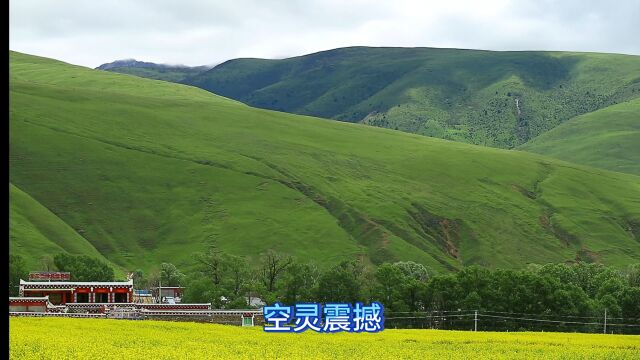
462, 291, 481, 310
596, 277, 626, 300
423, 274, 459, 311
400, 276, 427, 312
281, 262, 319, 304
131, 269, 148, 290
573, 263, 614, 298
226, 296, 249, 309
53, 253, 114, 281
9, 254, 27, 296
182, 277, 225, 308
315, 260, 364, 303
456, 266, 491, 300
548, 284, 592, 317
619, 286, 640, 319
372, 262, 430, 311
159, 262, 185, 287
394, 261, 430, 281
373, 263, 408, 311
597, 294, 622, 319
535, 263, 578, 285
624, 263, 640, 287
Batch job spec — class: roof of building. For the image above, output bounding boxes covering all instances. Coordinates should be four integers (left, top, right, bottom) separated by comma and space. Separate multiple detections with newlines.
9, 296, 49, 302
151, 286, 185, 289
20, 279, 133, 288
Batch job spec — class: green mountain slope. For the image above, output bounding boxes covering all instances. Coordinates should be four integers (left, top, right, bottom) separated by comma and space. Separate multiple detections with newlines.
171, 47, 640, 148
520, 99, 640, 175
10, 51, 640, 273
9, 183, 120, 272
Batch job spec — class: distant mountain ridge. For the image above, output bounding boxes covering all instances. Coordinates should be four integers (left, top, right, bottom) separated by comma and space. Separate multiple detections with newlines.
98, 46, 640, 149
97, 58, 212, 71
96, 59, 211, 82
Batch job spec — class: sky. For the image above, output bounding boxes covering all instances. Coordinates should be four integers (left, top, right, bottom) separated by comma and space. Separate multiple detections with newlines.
9, 0, 640, 68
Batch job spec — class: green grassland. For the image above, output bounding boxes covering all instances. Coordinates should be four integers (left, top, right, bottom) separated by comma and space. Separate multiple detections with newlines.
9, 51, 640, 274
9, 318, 640, 359
173, 47, 640, 148
9, 183, 120, 272
520, 99, 640, 175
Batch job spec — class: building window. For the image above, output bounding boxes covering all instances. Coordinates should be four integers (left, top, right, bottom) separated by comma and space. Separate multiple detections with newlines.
48, 293, 62, 305
76, 293, 89, 303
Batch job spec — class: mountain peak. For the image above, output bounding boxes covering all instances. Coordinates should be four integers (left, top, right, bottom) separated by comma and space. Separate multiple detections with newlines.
96, 59, 213, 71
96, 59, 154, 70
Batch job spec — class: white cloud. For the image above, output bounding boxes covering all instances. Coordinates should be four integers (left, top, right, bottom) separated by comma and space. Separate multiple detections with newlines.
9, 0, 640, 68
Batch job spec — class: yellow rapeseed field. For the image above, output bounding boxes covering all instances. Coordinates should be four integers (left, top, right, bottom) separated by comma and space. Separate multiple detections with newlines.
9, 317, 640, 359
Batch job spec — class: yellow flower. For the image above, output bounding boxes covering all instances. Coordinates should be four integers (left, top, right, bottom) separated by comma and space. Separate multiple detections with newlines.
9, 317, 640, 359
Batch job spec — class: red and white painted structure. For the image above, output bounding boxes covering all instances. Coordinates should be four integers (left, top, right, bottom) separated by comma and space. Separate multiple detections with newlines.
28, 271, 71, 281
9, 275, 241, 321
9, 296, 50, 313
8, 290, 259, 324
19, 279, 134, 305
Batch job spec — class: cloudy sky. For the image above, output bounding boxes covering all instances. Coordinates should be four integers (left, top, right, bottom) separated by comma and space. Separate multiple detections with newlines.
9, 0, 640, 68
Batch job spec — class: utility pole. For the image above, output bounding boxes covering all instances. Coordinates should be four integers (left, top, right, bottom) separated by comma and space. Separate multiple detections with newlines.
604, 308, 607, 334
474, 310, 478, 332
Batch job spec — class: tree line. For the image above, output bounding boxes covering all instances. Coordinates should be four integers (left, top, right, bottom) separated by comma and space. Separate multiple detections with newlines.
9, 249, 640, 332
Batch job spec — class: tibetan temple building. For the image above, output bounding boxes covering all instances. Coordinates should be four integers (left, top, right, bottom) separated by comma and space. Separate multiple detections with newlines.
19, 279, 134, 305
10, 272, 216, 317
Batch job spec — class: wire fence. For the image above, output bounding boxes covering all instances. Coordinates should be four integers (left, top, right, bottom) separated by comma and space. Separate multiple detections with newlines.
384, 310, 640, 334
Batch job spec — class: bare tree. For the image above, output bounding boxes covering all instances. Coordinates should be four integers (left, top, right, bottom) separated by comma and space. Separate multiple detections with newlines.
222, 254, 249, 297
194, 241, 224, 285
259, 249, 293, 293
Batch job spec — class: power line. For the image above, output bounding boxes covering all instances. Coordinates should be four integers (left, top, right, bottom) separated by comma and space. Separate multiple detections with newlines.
387, 309, 640, 322
384, 311, 640, 332
478, 313, 601, 326
386, 314, 475, 320
386, 310, 477, 314
481, 310, 640, 321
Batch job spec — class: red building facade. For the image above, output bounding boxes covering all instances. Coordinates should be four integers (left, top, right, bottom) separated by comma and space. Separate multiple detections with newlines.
19, 279, 134, 305
8, 297, 50, 312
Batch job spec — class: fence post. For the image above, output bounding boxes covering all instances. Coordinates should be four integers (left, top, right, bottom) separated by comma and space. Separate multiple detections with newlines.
474, 310, 478, 332
603, 308, 607, 334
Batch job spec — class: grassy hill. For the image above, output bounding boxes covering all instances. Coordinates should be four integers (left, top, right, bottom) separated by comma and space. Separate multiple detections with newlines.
520, 99, 640, 175
9, 183, 121, 273
10, 51, 640, 274
167, 47, 639, 148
